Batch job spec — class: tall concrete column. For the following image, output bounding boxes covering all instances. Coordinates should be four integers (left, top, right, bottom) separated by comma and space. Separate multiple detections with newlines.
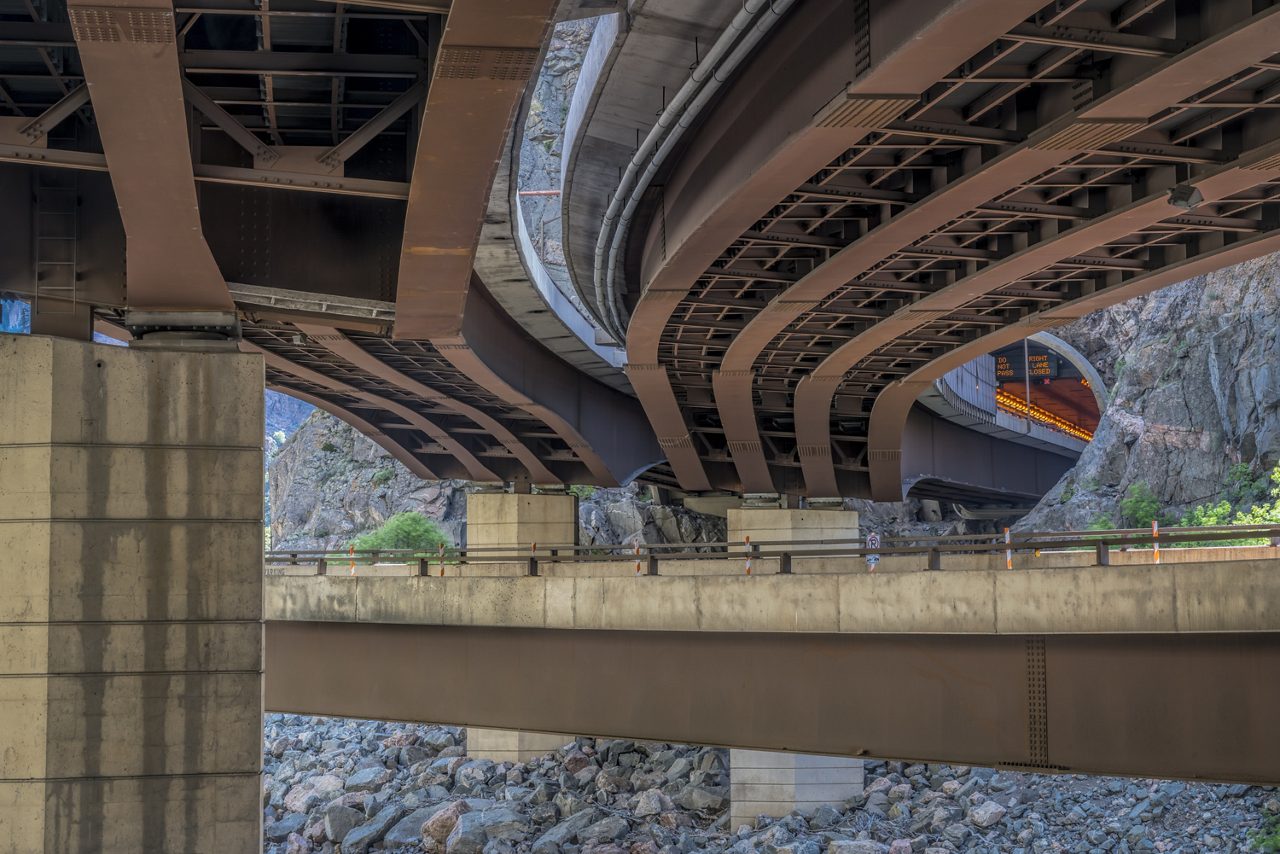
463, 492, 576, 762
0, 335, 263, 852
729, 750, 865, 829
726, 507, 863, 826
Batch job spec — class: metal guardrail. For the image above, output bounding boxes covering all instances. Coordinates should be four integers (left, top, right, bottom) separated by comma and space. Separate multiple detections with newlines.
265, 524, 1280, 577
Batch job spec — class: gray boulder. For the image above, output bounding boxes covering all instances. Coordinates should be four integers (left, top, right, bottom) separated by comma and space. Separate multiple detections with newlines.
384, 805, 446, 847
322, 804, 363, 843
265, 813, 306, 843
342, 804, 408, 853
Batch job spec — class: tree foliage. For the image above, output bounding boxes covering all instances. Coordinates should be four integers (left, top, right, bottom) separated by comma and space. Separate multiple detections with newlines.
351, 512, 449, 552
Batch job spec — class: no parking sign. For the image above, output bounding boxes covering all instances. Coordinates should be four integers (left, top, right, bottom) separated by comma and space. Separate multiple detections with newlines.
865, 531, 881, 572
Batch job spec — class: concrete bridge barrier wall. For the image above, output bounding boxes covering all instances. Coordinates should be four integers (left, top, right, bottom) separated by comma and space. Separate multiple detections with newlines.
265, 555, 1280, 635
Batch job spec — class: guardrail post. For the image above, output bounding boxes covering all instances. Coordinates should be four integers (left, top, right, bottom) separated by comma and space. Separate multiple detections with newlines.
416, 557, 429, 577
316, 558, 327, 576
927, 548, 941, 571
527, 555, 539, 576
289, 552, 298, 565
1095, 540, 1110, 567
647, 554, 659, 576
778, 552, 792, 575
1272, 536, 1280, 548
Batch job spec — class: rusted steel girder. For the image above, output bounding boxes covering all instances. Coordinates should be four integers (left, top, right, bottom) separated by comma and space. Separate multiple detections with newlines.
719, 3, 1280, 496
431, 282, 663, 486
240, 339, 488, 480
293, 323, 554, 484
625, 0, 1046, 493
67, 0, 231, 311
391, 0, 555, 340
868, 218, 1280, 501
265, 622, 1280, 784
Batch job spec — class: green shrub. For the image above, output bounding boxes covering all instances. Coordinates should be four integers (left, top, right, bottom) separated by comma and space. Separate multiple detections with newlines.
320, 441, 338, 453
351, 512, 448, 552
1059, 480, 1075, 503
567, 484, 596, 500
1253, 814, 1280, 853
371, 468, 395, 487
1088, 513, 1115, 531
1118, 481, 1162, 527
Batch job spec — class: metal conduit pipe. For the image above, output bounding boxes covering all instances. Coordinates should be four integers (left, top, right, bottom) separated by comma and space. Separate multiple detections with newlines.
592, 0, 796, 341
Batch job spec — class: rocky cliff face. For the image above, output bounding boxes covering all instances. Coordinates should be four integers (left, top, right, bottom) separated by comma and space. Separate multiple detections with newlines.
267, 410, 724, 550
1019, 253, 1280, 530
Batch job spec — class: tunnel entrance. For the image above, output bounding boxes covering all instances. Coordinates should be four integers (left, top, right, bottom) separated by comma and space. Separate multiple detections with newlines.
992, 341, 1101, 441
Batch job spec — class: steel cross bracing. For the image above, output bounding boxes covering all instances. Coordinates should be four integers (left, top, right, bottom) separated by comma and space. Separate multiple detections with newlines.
633, 0, 1280, 499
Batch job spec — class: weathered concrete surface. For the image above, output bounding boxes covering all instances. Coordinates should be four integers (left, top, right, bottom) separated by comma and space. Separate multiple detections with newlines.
265, 553, 1280, 634
727, 507, 859, 551
467, 727, 572, 764
466, 492, 577, 550
729, 750, 864, 829
0, 335, 263, 853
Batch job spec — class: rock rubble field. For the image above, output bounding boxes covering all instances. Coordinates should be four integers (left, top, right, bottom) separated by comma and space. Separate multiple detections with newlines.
262, 716, 1277, 854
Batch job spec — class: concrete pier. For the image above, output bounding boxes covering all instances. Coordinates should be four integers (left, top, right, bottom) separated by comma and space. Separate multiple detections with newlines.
729, 750, 865, 829
466, 728, 571, 764
466, 491, 577, 552
464, 491, 577, 762
727, 507, 860, 550
0, 335, 263, 853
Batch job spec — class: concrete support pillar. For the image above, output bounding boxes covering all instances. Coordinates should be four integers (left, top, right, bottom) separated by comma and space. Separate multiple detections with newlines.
725, 507, 863, 825
729, 750, 864, 829
466, 728, 571, 764
463, 492, 577, 764
465, 491, 577, 551
0, 335, 263, 853
727, 507, 860, 550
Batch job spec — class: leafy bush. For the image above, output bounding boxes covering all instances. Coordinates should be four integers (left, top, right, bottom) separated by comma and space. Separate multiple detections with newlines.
371, 468, 395, 487
1253, 814, 1280, 853
351, 512, 448, 552
320, 441, 338, 453
1088, 513, 1115, 531
1176, 464, 1280, 546
1118, 481, 1163, 527
567, 484, 596, 500
1059, 480, 1075, 503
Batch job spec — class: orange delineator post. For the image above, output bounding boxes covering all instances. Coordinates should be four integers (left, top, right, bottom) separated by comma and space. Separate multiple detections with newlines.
634, 543, 642, 575
1153, 520, 1160, 564
744, 535, 752, 575
1004, 528, 1012, 570
349, 544, 355, 576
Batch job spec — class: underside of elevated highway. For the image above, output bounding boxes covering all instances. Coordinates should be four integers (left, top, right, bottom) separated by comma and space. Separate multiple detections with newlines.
6, 0, 1280, 849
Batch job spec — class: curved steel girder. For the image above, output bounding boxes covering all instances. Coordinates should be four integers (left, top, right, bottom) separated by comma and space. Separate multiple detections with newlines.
434, 279, 663, 487
725, 3, 1280, 495
68, 0, 231, 311
292, 323, 540, 484
625, 0, 1046, 493
898, 406, 1075, 504
867, 220, 1280, 501
839, 132, 1280, 499
391, 0, 556, 340
268, 383, 439, 481
241, 339, 486, 481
